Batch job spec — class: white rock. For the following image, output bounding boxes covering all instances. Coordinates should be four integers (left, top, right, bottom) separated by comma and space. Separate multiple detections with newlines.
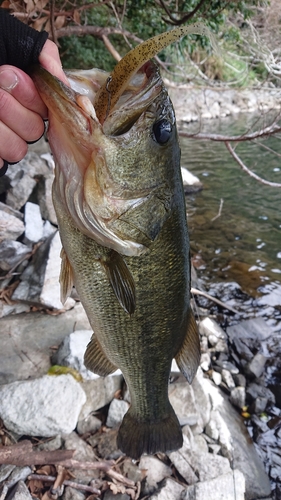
168, 449, 198, 484
149, 478, 186, 500
205, 419, 219, 441
200, 352, 211, 371
79, 375, 123, 420
0, 374, 86, 436
24, 202, 43, 244
181, 168, 200, 186
169, 381, 199, 426
191, 368, 212, 428
53, 329, 98, 380
199, 317, 226, 339
212, 371, 222, 385
139, 456, 172, 495
221, 369, 236, 390
0, 210, 25, 241
106, 398, 129, 428
182, 470, 245, 500
230, 386, 246, 410
77, 414, 101, 435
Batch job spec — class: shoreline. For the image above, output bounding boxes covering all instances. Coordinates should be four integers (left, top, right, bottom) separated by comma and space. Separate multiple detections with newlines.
166, 82, 281, 122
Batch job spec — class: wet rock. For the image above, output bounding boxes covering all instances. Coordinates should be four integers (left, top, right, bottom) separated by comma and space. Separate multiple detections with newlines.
181, 168, 203, 193
0, 240, 31, 272
0, 209, 25, 241
23, 202, 43, 244
182, 470, 245, 500
7, 480, 33, 500
12, 231, 75, 310
230, 386, 246, 410
79, 375, 123, 420
77, 414, 102, 435
0, 302, 91, 384
148, 477, 186, 500
106, 398, 129, 428
246, 352, 267, 378
139, 455, 172, 495
0, 374, 86, 436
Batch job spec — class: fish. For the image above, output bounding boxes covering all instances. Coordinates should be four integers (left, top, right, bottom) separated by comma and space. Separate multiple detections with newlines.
31, 24, 205, 459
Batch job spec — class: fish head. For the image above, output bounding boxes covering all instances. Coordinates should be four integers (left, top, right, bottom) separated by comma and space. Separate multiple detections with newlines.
32, 60, 180, 256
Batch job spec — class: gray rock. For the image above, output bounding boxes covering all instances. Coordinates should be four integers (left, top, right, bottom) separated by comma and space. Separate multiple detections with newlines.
200, 352, 211, 371
0, 464, 15, 482
37, 435, 62, 451
246, 352, 267, 378
169, 380, 199, 426
230, 386, 246, 410
0, 374, 86, 436
12, 231, 75, 310
247, 382, 275, 404
79, 375, 123, 420
227, 319, 272, 363
103, 492, 130, 500
221, 369, 235, 389
63, 431, 97, 461
0, 210, 25, 241
182, 470, 245, 500
168, 448, 198, 484
23, 202, 43, 244
62, 487, 86, 500
191, 368, 212, 428
0, 240, 30, 271
205, 419, 219, 441
139, 455, 172, 495
149, 478, 186, 500
87, 428, 120, 460
7, 480, 33, 500
106, 399, 129, 428
122, 458, 143, 482
77, 414, 102, 435
252, 396, 268, 414
0, 302, 91, 384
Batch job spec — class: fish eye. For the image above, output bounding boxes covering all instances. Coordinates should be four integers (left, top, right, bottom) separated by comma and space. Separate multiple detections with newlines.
153, 119, 172, 145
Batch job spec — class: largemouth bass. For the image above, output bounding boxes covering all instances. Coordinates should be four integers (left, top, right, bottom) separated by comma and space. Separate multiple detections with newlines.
32, 24, 203, 459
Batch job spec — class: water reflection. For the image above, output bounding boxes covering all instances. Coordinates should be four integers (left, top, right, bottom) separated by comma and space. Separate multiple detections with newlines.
179, 113, 281, 321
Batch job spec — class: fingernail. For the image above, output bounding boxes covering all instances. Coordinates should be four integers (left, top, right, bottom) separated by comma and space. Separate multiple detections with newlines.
0, 69, 18, 91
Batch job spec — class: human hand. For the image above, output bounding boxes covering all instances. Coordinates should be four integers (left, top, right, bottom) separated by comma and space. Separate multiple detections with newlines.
0, 39, 68, 171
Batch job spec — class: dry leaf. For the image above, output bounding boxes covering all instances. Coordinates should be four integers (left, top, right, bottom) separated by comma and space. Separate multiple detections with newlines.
109, 482, 126, 495
54, 14, 65, 29
23, 0, 35, 14
73, 9, 80, 24
33, 16, 48, 31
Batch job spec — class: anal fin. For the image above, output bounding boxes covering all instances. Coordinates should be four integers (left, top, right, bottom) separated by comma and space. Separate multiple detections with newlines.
175, 308, 200, 384
59, 247, 74, 304
101, 250, 136, 315
84, 333, 118, 377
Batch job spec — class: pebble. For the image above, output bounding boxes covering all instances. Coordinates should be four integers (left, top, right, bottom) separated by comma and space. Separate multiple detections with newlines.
9, 480, 33, 500
230, 386, 246, 409
169, 380, 199, 426
200, 352, 211, 371
182, 470, 245, 500
149, 477, 186, 500
221, 369, 236, 389
77, 414, 102, 435
212, 370, 222, 385
246, 352, 267, 378
139, 455, 172, 495
199, 317, 226, 340
106, 398, 129, 428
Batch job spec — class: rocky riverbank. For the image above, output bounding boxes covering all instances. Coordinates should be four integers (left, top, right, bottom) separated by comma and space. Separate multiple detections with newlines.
167, 83, 281, 122
0, 123, 279, 498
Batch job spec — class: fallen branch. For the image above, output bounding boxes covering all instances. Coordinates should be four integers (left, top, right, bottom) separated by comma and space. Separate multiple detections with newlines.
0, 441, 74, 466
191, 287, 240, 314
225, 141, 281, 188
27, 474, 101, 495
179, 120, 281, 142
211, 198, 224, 221
54, 459, 135, 488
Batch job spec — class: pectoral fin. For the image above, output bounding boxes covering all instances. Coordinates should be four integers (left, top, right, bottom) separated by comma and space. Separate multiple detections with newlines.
59, 248, 74, 304
84, 333, 118, 376
101, 250, 136, 315
175, 308, 200, 384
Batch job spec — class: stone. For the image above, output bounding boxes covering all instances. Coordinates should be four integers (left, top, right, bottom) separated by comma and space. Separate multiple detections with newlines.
212, 370, 222, 385
199, 317, 226, 340
0, 209, 25, 241
182, 470, 245, 500
37, 435, 62, 451
23, 202, 43, 244
77, 414, 102, 435
252, 396, 268, 414
0, 374, 86, 436
221, 369, 235, 389
79, 375, 123, 420
103, 493, 130, 500
0, 240, 31, 272
247, 382, 275, 405
106, 399, 129, 428
122, 459, 143, 482
227, 319, 272, 363
191, 368, 212, 428
12, 231, 75, 311
63, 431, 97, 462
146, 477, 184, 500
4, 467, 32, 493
246, 353, 267, 378
8, 480, 33, 500
230, 386, 246, 410
169, 380, 199, 426
181, 168, 203, 193
0, 302, 91, 384
168, 449, 198, 484
139, 455, 172, 495
0, 464, 15, 482
87, 428, 120, 460
200, 352, 211, 371
62, 487, 86, 500
205, 419, 219, 441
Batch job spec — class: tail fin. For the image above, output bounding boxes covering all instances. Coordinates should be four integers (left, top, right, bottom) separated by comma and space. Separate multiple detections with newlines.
117, 405, 182, 459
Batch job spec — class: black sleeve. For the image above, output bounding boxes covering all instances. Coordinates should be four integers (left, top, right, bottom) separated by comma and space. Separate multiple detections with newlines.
0, 9, 49, 70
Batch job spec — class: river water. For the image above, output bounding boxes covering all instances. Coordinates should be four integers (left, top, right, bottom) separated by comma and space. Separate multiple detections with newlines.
179, 112, 281, 332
